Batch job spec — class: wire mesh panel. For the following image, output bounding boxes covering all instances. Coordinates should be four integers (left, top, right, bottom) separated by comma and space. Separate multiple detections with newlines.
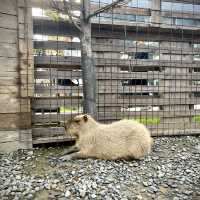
31, 0, 200, 143
93, 0, 200, 136
32, 2, 83, 143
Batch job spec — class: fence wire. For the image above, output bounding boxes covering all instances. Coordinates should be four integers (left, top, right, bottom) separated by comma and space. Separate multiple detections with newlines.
31, 0, 200, 143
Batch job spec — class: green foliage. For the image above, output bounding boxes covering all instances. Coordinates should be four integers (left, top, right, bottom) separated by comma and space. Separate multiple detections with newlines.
45, 10, 60, 21
60, 106, 82, 113
192, 115, 200, 123
134, 117, 160, 125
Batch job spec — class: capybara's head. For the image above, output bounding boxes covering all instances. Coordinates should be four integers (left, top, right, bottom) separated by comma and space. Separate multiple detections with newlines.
64, 114, 90, 138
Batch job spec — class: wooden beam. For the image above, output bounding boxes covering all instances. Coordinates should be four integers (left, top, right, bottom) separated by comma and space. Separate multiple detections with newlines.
33, 18, 200, 39
34, 41, 80, 50
0, 113, 31, 129
32, 135, 75, 144
0, 130, 32, 152
31, 110, 200, 124
0, 97, 30, 113
34, 55, 199, 68
0, 12, 17, 29
33, 40, 199, 55
31, 0, 80, 10
31, 96, 200, 110
0, 0, 17, 15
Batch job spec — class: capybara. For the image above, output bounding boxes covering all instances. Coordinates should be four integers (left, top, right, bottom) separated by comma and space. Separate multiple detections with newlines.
61, 114, 153, 160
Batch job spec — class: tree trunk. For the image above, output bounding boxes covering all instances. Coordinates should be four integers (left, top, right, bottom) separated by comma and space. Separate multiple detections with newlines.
80, 0, 97, 118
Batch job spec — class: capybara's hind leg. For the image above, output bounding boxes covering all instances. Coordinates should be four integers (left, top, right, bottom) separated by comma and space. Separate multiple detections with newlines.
61, 146, 79, 156
129, 143, 144, 160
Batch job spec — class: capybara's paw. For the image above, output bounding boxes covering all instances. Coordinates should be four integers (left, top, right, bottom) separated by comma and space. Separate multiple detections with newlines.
60, 155, 72, 161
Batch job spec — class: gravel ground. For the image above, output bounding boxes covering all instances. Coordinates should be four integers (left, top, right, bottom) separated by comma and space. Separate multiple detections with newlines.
0, 136, 200, 200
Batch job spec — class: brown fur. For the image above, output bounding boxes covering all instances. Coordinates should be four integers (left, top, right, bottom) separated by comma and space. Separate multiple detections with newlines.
62, 114, 153, 160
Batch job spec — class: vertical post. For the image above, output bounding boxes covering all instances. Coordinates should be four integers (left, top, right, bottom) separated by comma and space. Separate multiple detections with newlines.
80, 0, 97, 118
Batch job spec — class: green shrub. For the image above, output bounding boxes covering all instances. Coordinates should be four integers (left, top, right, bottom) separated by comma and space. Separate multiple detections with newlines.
45, 10, 60, 21
192, 115, 200, 123
60, 106, 82, 113
134, 117, 160, 125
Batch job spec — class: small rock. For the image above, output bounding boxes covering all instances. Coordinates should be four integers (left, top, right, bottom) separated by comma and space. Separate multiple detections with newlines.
35, 187, 40, 192
195, 144, 200, 152
79, 189, 86, 198
65, 190, 71, 197
26, 194, 34, 199
183, 190, 193, 195
91, 193, 96, 199
16, 175, 21, 180
53, 179, 60, 184
136, 195, 143, 199
150, 186, 158, 193
27, 151, 34, 156
71, 171, 76, 175
143, 182, 148, 187
116, 185, 120, 189
51, 184, 57, 189
92, 182, 97, 189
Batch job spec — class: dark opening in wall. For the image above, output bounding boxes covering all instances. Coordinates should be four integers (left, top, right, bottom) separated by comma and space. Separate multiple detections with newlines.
122, 79, 148, 86
189, 105, 194, 110
193, 92, 200, 97
159, 105, 164, 110
34, 108, 59, 114
135, 52, 149, 59
121, 92, 160, 97
120, 66, 161, 72
193, 68, 200, 72
57, 79, 79, 86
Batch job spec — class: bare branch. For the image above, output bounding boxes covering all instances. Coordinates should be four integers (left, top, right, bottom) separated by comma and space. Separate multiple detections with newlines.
63, 0, 81, 32
87, 0, 131, 20
51, 0, 81, 32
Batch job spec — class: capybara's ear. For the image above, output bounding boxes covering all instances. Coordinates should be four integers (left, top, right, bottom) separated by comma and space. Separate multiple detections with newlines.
83, 114, 88, 122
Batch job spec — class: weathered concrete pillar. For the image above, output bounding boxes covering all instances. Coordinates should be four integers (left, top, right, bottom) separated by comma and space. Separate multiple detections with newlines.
0, 0, 33, 152
151, 0, 161, 25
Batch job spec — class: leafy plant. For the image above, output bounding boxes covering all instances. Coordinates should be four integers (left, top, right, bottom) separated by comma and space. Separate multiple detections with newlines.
60, 106, 82, 113
45, 10, 60, 21
192, 115, 200, 123
134, 117, 160, 125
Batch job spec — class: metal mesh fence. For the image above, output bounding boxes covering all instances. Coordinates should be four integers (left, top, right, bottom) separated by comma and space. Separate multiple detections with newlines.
31, 0, 200, 143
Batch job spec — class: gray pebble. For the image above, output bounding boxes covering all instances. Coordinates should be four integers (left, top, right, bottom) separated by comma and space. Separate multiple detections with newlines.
143, 181, 148, 187
26, 194, 34, 199
79, 189, 86, 197
91, 193, 97, 199
65, 190, 71, 197
0, 136, 199, 200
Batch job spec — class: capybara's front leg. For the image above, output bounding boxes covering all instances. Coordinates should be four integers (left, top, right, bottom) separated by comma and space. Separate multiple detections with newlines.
60, 145, 80, 156
60, 151, 89, 161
